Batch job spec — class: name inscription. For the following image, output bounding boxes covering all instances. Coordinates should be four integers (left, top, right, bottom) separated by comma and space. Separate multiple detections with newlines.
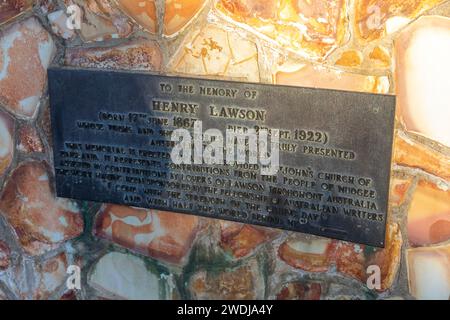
49, 67, 396, 247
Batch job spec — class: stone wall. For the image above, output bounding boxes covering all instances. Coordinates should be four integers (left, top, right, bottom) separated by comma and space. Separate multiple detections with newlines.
0, 0, 449, 300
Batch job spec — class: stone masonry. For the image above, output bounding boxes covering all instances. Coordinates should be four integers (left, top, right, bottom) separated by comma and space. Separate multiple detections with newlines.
0, 0, 448, 300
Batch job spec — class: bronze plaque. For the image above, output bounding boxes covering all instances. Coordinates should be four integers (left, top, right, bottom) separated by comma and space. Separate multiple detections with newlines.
49, 67, 395, 247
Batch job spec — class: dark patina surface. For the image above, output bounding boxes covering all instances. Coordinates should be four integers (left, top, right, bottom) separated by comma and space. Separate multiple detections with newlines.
49, 67, 395, 247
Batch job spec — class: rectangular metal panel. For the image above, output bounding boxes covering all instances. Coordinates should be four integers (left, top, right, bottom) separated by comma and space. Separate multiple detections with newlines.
48, 67, 396, 247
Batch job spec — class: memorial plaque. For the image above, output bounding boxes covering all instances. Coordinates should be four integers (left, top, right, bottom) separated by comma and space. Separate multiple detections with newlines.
48, 67, 395, 247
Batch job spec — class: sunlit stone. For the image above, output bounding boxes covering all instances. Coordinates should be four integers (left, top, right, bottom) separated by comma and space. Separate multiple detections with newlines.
114, 0, 157, 34
394, 132, 450, 180
408, 180, 450, 246
216, 0, 347, 60
335, 50, 363, 67
407, 244, 450, 300
354, 0, 445, 42
395, 16, 450, 147
276, 281, 322, 300
169, 24, 260, 82
368, 46, 391, 67
275, 62, 389, 93
164, 0, 207, 36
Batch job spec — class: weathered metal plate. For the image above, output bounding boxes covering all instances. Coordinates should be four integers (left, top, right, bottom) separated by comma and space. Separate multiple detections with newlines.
48, 67, 395, 247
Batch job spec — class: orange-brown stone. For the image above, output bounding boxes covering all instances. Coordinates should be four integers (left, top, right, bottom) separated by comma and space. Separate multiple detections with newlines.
276, 281, 322, 300
0, 17, 55, 118
335, 50, 363, 67
408, 180, 450, 246
279, 223, 402, 291
278, 237, 336, 272
220, 221, 279, 258
393, 133, 450, 180
0, 0, 33, 26
164, 0, 207, 36
335, 223, 402, 291
18, 125, 44, 153
114, 0, 157, 34
0, 161, 83, 256
94, 204, 199, 265
89, 251, 169, 299
219, 0, 277, 20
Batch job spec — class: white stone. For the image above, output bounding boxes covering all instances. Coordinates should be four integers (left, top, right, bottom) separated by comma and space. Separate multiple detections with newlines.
89, 252, 162, 300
